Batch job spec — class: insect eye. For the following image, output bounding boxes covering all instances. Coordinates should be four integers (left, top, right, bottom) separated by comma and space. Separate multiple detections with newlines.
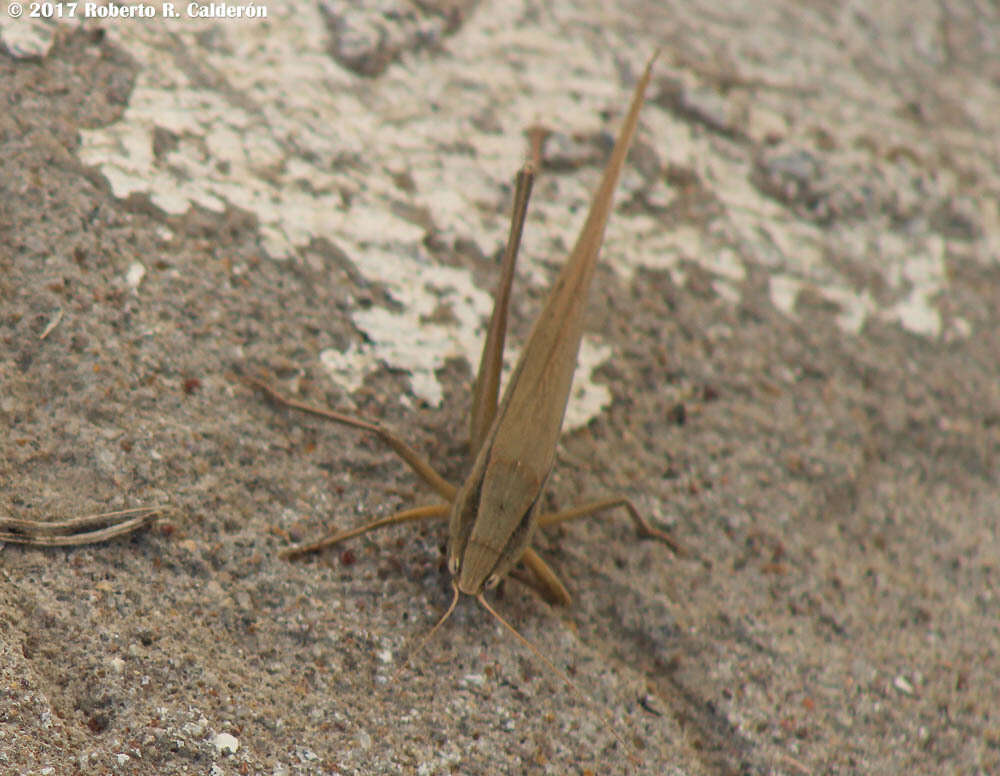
485, 574, 501, 590
448, 555, 461, 575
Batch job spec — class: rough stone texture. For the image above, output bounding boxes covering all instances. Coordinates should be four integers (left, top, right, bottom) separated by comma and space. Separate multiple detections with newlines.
1, 2, 998, 774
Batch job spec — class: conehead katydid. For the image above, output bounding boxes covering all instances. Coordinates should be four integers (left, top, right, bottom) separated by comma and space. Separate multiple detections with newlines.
250, 53, 680, 610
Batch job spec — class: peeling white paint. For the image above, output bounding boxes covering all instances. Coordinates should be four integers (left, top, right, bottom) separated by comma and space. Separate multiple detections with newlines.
320, 253, 493, 406
0, 15, 55, 59
769, 274, 801, 317
826, 287, 876, 336
881, 238, 946, 338
63, 3, 671, 425
318, 252, 613, 423
2, 0, 980, 424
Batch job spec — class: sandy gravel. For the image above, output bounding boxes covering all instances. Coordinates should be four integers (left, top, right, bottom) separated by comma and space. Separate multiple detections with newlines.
2, 2, 998, 774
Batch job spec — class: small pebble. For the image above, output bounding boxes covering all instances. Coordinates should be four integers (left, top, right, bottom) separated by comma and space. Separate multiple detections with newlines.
213, 732, 240, 755
893, 675, 914, 695
125, 261, 146, 289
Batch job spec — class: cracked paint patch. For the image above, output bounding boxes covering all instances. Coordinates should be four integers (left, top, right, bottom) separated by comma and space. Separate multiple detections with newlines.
316, 247, 612, 419
0, 16, 56, 59
6, 0, 980, 424
768, 233, 947, 337
65, 3, 650, 425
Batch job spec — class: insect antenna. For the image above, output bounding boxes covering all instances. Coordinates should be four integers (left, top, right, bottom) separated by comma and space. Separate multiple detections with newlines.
390, 582, 461, 682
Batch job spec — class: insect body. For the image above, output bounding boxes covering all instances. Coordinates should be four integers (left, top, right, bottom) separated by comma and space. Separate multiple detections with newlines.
252, 53, 678, 609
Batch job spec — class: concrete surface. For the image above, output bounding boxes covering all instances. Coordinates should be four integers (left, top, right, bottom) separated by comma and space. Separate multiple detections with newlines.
1, 1, 998, 774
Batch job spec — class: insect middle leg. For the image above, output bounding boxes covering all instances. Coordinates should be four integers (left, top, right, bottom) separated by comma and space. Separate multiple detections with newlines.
537, 496, 682, 554
512, 497, 684, 604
